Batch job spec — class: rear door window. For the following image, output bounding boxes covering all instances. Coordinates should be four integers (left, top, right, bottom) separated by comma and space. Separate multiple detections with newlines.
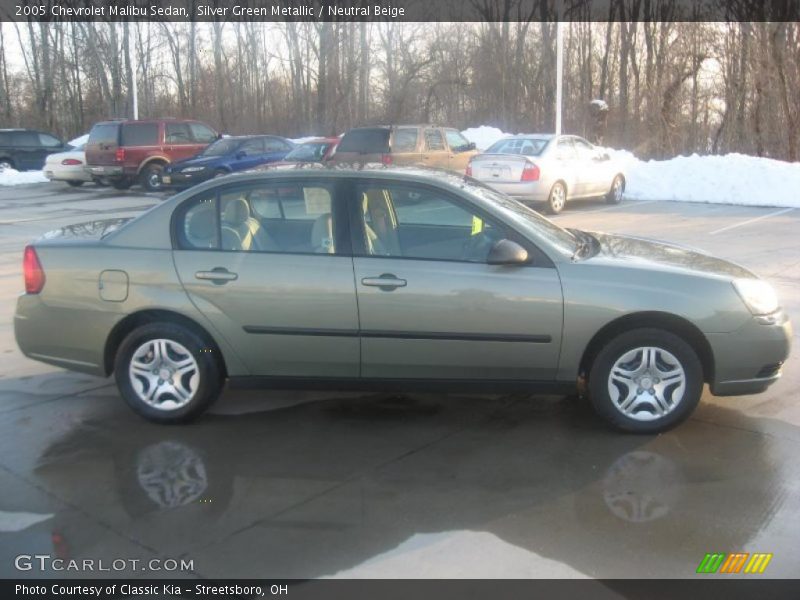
424, 129, 445, 151
239, 138, 265, 155
264, 138, 291, 152
445, 130, 471, 152
12, 131, 39, 146
121, 123, 159, 146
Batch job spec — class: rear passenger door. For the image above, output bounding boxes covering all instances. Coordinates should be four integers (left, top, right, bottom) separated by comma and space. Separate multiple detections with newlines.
262, 137, 293, 164
172, 178, 360, 378
390, 127, 422, 166
421, 128, 448, 169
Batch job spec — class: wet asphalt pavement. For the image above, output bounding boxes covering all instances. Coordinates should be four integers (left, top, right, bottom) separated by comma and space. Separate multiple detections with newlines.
0, 182, 798, 579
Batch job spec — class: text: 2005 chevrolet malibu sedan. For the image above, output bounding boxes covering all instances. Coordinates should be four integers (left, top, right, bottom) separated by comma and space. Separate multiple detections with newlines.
14, 168, 791, 432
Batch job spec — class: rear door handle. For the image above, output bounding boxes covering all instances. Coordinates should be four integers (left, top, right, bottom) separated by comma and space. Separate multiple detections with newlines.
361, 273, 407, 291
195, 268, 238, 284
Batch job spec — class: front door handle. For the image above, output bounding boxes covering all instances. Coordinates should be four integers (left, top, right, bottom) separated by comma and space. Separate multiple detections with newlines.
195, 267, 238, 285
361, 273, 407, 291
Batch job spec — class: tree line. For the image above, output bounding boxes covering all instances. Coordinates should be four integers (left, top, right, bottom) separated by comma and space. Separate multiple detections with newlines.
1, 15, 798, 161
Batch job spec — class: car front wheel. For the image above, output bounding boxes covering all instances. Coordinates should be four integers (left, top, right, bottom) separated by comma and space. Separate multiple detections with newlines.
114, 322, 224, 424
66, 180, 84, 187
588, 328, 703, 433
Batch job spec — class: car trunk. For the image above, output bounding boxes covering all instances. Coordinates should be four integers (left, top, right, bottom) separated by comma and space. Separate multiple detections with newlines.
85, 123, 121, 166
470, 154, 532, 183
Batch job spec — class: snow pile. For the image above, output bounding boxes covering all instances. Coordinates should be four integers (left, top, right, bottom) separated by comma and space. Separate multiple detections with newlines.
461, 126, 508, 150
67, 134, 89, 148
0, 168, 48, 186
605, 150, 800, 208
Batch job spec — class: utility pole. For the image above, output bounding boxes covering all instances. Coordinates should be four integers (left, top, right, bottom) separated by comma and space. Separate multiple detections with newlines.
555, 19, 563, 135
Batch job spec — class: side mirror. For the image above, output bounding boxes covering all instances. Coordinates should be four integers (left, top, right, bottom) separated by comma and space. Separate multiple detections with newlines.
466, 142, 476, 151
487, 239, 529, 266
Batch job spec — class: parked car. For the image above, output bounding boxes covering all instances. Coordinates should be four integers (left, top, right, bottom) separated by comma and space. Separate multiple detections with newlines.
162, 135, 295, 188
85, 118, 219, 192
257, 137, 339, 170
43, 135, 95, 187
0, 128, 65, 171
14, 167, 791, 433
467, 134, 626, 214
331, 125, 477, 173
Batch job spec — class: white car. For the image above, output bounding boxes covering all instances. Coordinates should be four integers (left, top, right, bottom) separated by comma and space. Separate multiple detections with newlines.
44, 135, 93, 187
467, 134, 626, 214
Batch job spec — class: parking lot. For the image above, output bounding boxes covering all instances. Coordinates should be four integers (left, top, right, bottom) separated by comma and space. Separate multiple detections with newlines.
0, 181, 798, 579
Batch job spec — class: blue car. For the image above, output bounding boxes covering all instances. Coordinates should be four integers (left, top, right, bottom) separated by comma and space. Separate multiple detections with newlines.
163, 135, 295, 188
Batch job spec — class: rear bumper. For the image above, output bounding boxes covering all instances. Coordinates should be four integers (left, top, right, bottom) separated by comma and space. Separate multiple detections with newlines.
482, 180, 549, 202
708, 311, 792, 396
44, 166, 92, 182
87, 165, 124, 178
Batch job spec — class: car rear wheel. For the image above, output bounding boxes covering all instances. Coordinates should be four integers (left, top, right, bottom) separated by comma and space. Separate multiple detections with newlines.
66, 180, 84, 187
114, 322, 224, 424
140, 163, 165, 192
546, 182, 567, 214
588, 328, 703, 433
110, 178, 133, 190
605, 175, 624, 204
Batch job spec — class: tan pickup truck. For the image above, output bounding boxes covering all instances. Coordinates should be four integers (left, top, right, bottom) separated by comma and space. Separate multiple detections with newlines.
331, 125, 478, 173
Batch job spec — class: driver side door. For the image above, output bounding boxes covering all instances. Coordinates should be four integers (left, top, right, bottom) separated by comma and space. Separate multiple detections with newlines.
349, 180, 564, 381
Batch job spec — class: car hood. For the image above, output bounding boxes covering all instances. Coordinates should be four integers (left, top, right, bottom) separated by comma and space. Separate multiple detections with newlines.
587, 231, 755, 280
170, 155, 220, 169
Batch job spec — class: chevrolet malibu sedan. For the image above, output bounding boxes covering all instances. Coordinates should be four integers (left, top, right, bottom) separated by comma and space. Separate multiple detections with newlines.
14, 168, 791, 432
467, 134, 626, 214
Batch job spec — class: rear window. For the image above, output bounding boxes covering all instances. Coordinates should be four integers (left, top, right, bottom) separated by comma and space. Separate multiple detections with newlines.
121, 123, 158, 146
88, 123, 119, 146
486, 138, 548, 156
337, 128, 390, 154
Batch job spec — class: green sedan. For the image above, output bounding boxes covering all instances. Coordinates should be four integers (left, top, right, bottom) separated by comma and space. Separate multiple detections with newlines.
14, 168, 792, 432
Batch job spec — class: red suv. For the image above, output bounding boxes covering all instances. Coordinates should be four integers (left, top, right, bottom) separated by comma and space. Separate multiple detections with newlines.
85, 118, 219, 191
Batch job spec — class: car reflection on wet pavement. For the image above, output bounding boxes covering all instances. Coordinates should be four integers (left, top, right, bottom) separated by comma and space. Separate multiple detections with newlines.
1, 384, 797, 579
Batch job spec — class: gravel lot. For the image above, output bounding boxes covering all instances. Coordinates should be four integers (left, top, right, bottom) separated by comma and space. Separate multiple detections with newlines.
0, 182, 798, 578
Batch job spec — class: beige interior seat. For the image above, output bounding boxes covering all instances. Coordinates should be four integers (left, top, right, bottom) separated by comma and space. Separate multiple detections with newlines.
311, 213, 335, 253
362, 190, 401, 256
221, 197, 278, 252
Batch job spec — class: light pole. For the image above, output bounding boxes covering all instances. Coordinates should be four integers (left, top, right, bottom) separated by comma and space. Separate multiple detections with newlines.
555, 19, 563, 135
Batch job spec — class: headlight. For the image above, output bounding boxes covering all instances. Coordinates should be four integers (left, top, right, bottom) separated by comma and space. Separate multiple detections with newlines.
732, 278, 779, 315
181, 166, 205, 173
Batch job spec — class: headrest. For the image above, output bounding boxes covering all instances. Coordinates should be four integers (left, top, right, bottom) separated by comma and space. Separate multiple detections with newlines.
223, 197, 249, 225
187, 206, 215, 242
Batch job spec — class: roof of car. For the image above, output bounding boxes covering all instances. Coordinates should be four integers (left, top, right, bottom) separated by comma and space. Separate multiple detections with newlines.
499, 134, 556, 140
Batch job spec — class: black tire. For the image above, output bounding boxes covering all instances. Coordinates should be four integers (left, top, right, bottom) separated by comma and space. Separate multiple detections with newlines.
546, 182, 567, 214
114, 322, 224, 424
605, 175, 624, 205
588, 328, 703, 433
140, 162, 165, 192
93, 177, 110, 187
110, 178, 133, 190
66, 180, 84, 187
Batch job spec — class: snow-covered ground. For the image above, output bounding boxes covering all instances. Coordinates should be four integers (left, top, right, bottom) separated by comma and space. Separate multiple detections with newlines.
1, 125, 798, 210
461, 126, 800, 209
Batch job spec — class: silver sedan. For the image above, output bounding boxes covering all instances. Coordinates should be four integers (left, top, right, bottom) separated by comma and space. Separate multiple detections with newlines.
467, 134, 625, 214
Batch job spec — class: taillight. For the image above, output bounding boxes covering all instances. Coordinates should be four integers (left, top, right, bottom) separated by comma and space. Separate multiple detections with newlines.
23, 246, 45, 294
521, 162, 540, 181
465, 163, 473, 177
381, 153, 392, 166
61, 158, 82, 166
115, 147, 125, 162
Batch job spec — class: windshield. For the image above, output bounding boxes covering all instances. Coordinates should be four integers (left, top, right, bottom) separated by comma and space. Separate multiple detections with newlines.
486, 137, 549, 156
201, 138, 241, 157
284, 141, 331, 162
463, 179, 577, 255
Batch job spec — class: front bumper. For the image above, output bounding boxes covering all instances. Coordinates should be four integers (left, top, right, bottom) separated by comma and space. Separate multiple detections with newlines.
708, 311, 792, 396
162, 170, 211, 187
